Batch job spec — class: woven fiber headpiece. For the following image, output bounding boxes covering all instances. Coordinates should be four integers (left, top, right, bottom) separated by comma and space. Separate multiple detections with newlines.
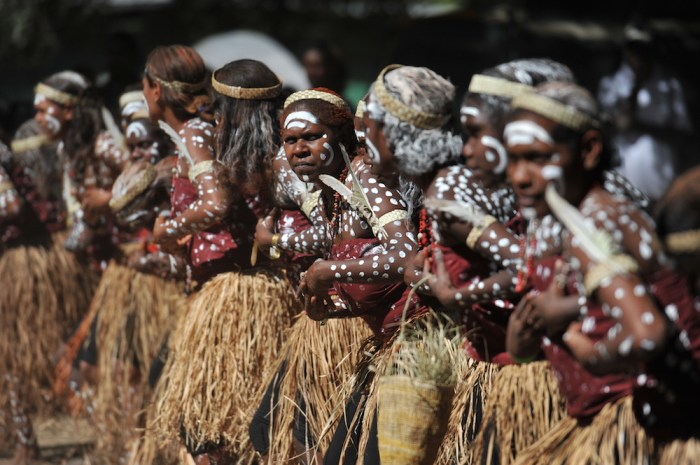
666, 229, 700, 254
146, 67, 206, 94
511, 93, 600, 132
373, 64, 448, 129
119, 91, 145, 109
11, 134, 48, 154
284, 89, 348, 110
34, 83, 82, 106
355, 100, 366, 119
211, 73, 282, 100
468, 74, 533, 99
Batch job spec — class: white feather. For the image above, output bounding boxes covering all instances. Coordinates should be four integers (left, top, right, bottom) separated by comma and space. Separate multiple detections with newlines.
158, 120, 193, 166
101, 107, 127, 152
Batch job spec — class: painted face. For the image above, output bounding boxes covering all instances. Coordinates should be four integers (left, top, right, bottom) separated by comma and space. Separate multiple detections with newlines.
460, 98, 506, 186
504, 113, 576, 219
355, 115, 370, 166
126, 120, 163, 164
362, 110, 396, 177
282, 109, 344, 184
34, 94, 70, 140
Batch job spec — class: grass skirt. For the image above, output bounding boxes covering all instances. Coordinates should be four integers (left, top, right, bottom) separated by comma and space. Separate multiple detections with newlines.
89, 261, 185, 463
656, 435, 700, 465
249, 315, 372, 464
153, 269, 299, 455
434, 358, 500, 465
0, 233, 96, 440
513, 396, 653, 465
465, 361, 565, 465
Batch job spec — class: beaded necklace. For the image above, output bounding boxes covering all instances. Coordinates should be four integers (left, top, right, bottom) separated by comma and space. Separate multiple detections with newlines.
328, 165, 349, 240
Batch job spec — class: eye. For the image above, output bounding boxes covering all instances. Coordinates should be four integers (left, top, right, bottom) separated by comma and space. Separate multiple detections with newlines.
284, 136, 297, 145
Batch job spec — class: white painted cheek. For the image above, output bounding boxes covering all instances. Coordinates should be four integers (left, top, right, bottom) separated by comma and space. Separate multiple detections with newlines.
34, 93, 47, 105
365, 137, 382, 166
322, 142, 335, 166
45, 114, 62, 135
541, 165, 563, 182
480, 135, 507, 174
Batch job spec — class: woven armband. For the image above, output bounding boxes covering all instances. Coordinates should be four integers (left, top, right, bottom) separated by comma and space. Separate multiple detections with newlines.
188, 160, 216, 182
583, 254, 639, 296
466, 215, 497, 249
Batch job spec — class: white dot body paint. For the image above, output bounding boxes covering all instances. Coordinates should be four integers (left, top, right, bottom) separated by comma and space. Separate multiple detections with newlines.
521, 207, 537, 220
284, 111, 318, 129
504, 121, 554, 147
126, 121, 148, 139
480, 135, 507, 174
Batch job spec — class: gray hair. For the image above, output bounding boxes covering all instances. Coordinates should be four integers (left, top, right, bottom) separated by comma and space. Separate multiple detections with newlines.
366, 66, 463, 179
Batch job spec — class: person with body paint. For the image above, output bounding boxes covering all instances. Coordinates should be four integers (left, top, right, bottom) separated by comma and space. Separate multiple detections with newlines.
33, 71, 122, 271
322, 65, 463, 465
503, 82, 698, 465
1, 121, 95, 465
386, 59, 575, 465
152, 57, 299, 465
75, 115, 184, 463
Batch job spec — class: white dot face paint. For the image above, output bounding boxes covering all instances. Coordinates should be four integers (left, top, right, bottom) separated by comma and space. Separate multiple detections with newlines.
504, 121, 554, 147
541, 165, 563, 181
284, 111, 318, 129
480, 135, 507, 174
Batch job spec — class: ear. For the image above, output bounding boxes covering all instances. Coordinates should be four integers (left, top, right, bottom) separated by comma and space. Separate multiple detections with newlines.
64, 105, 75, 121
580, 129, 603, 171
152, 80, 161, 101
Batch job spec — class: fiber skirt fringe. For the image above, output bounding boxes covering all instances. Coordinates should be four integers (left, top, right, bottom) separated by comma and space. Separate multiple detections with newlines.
434, 358, 500, 465
251, 315, 372, 464
153, 269, 299, 454
513, 396, 653, 465
0, 234, 96, 417
468, 361, 565, 465
90, 261, 185, 463
656, 435, 700, 465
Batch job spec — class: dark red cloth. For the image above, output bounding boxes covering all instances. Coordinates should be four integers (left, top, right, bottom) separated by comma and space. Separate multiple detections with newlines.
170, 176, 260, 282
535, 256, 634, 419
1, 163, 59, 245
330, 238, 406, 338
633, 268, 700, 436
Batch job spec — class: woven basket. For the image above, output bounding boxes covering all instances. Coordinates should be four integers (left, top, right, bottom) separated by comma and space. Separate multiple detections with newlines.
377, 375, 455, 465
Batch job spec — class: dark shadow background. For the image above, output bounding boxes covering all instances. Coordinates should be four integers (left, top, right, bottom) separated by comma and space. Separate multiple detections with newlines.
2, 0, 699, 166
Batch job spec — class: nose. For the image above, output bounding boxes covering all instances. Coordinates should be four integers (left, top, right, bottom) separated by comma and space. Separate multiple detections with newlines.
291, 140, 310, 159
509, 160, 532, 189
462, 138, 474, 160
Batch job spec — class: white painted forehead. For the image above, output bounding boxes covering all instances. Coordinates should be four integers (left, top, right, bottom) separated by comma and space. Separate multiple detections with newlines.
284, 111, 318, 128
121, 100, 146, 117
126, 121, 149, 138
460, 106, 480, 117
503, 120, 554, 146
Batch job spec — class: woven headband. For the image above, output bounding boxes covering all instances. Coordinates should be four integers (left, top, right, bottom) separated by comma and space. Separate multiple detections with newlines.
666, 229, 700, 254
119, 91, 145, 109
34, 83, 83, 106
511, 93, 600, 132
211, 73, 282, 100
468, 74, 533, 98
355, 100, 366, 119
284, 89, 348, 110
147, 67, 206, 94
11, 134, 48, 154
373, 64, 448, 129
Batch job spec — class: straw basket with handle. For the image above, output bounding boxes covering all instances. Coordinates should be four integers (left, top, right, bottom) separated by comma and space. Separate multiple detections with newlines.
377, 282, 464, 465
